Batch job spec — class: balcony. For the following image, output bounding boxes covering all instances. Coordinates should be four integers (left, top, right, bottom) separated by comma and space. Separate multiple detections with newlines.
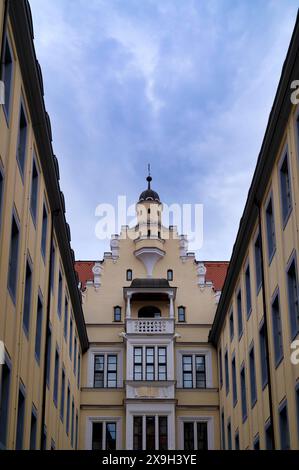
126, 318, 174, 335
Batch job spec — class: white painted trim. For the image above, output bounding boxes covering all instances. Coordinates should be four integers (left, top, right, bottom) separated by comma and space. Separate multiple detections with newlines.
176, 348, 213, 388
86, 416, 122, 450
178, 416, 214, 450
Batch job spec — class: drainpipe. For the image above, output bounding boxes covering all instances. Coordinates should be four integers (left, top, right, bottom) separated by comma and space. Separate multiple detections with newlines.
0, 0, 10, 81
40, 208, 60, 449
256, 199, 276, 449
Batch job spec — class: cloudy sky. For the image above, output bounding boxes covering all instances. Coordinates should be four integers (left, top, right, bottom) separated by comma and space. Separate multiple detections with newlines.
29, 0, 298, 261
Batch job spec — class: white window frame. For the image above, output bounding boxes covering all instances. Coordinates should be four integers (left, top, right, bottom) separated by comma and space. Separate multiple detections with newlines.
178, 416, 214, 450
176, 349, 212, 388
86, 416, 122, 450
87, 347, 123, 388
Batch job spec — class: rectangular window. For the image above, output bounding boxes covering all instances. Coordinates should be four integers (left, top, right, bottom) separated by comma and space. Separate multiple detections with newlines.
50, 243, 55, 291
167, 269, 173, 281
126, 269, 132, 281
159, 416, 168, 450
71, 399, 74, 447
146, 416, 155, 450
232, 357, 237, 406
34, 296, 43, 363
240, 366, 247, 422
254, 232, 262, 292
57, 271, 63, 317
245, 264, 252, 317
133, 417, 143, 450
266, 197, 276, 262
69, 317, 73, 359
114, 306, 121, 322
221, 411, 225, 450
41, 204, 48, 259
254, 436, 260, 450
8, 214, 20, 301
74, 337, 77, 375
77, 353, 81, 389
158, 347, 167, 380
146, 347, 155, 381
183, 422, 208, 450
3, 36, 13, 118
16, 386, 25, 450
46, 326, 52, 386
92, 422, 116, 450
265, 422, 273, 450
195, 356, 206, 388
60, 369, 65, 422
227, 421, 232, 450
107, 355, 117, 387
0, 362, 11, 448
133, 347, 143, 381
92, 422, 103, 450
30, 158, 38, 224
279, 403, 290, 450
182, 355, 193, 388
75, 412, 78, 450
22, 261, 32, 334
235, 432, 240, 450
249, 347, 257, 407
16, 103, 27, 177
66, 386, 70, 436
272, 293, 283, 365
94, 355, 104, 388
64, 297, 68, 339
197, 422, 208, 450
106, 422, 116, 450
178, 306, 186, 322
287, 258, 299, 339
224, 351, 229, 395
279, 153, 292, 225
259, 321, 268, 388
237, 290, 243, 338
182, 354, 206, 389
184, 422, 194, 450
30, 408, 37, 450
229, 310, 234, 341
53, 349, 59, 407
219, 348, 223, 388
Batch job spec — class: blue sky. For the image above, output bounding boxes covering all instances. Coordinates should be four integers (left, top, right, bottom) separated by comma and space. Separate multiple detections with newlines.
29, 0, 298, 261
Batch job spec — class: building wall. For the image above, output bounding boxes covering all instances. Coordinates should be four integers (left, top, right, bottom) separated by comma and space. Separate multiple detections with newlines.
0, 3, 85, 450
216, 104, 299, 449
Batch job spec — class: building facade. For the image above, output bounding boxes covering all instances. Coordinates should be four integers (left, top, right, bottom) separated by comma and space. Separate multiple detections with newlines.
0, 0, 88, 450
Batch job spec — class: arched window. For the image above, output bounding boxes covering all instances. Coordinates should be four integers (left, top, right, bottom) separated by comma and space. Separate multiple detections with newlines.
167, 269, 173, 281
114, 306, 121, 322
126, 269, 132, 281
178, 306, 186, 322
138, 306, 161, 318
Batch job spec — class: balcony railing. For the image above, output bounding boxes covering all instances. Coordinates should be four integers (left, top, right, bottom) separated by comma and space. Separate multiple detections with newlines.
126, 318, 174, 334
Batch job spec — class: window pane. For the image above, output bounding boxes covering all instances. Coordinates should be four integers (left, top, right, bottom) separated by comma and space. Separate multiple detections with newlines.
159, 416, 168, 450
0, 363, 11, 448
146, 416, 155, 450
106, 422, 116, 450
184, 422, 194, 450
133, 416, 143, 450
92, 423, 103, 450
197, 422, 208, 450
22, 261, 32, 333
16, 388, 25, 450
196, 355, 206, 388
287, 260, 299, 338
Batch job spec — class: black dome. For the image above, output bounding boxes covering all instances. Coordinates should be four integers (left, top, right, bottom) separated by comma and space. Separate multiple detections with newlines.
138, 175, 160, 203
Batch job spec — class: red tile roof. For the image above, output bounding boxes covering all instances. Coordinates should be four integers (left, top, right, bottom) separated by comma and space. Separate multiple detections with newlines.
75, 260, 229, 291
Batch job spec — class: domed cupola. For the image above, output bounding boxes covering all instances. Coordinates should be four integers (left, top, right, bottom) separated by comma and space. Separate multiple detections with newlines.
138, 174, 160, 203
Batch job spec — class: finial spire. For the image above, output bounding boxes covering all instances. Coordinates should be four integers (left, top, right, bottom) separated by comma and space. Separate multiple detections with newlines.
146, 163, 152, 189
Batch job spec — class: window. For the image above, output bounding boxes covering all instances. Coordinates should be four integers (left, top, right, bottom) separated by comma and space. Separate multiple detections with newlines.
64, 297, 68, 339
146, 347, 154, 380
279, 153, 292, 225
0, 361, 11, 448
22, 260, 32, 334
126, 269, 132, 281
235, 431, 240, 450
92, 422, 117, 450
133, 416, 168, 450
237, 290, 243, 338
266, 197, 276, 262
232, 356, 237, 406
183, 355, 206, 389
57, 271, 63, 317
146, 416, 155, 450
249, 346, 257, 407
77, 353, 81, 389
183, 421, 208, 450
265, 421, 273, 450
245, 264, 252, 317
60, 369, 65, 422
53, 348, 59, 407
69, 317, 73, 359
75, 412, 79, 450
8, 214, 20, 301
272, 293, 283, 365
167, 269, 173, 281
50, 243, 55, 291
229, 310, 234, 341
254, 435, 260, 450
159, 416, 168, 450
66, 385, 70, 436
219, 348, 223, 388
45, 326, 52, 387
74, 337, 77, 375
41, 204, 48, 259
221, 411, 225, 450
259, 321, 268, 388
30, 158, 38, 223
16, 386, 26, 450
133, 416, 142, 450
240, 366, 247, 422
71, 399, 74, 447
287, 257, 299, 339
16, 103, 27, 177
114, 306, 121, 322
178, 306, 186, 322
133, 347, 143, 381
254, 231, 262, 292
94, 354, 117, 388
227, 421, 232, 450
279, 403, 290, 450
3, 36, 13, 118
224, 351, 229, 395
34, 295, 43, 363
158, 347, 167, 381
30, 408, 37, 450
